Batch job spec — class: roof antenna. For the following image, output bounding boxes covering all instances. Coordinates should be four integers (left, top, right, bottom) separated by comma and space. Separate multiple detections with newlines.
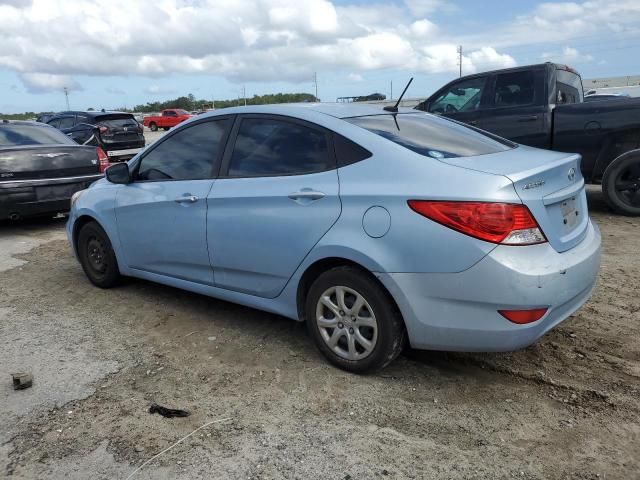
384, 77, 413, 112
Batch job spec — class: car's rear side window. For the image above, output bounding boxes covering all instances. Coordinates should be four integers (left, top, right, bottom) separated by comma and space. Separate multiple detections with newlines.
227, 118, 331, 177
345, 113, 514, 159
0, 124, 75, 146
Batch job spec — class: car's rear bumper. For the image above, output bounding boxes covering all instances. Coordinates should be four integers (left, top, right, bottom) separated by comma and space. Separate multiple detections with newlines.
0, 174, 102, 220
377, 219, 601, 351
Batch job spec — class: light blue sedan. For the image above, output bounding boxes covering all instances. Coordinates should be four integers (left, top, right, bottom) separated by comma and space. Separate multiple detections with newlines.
66, 104, 601, 372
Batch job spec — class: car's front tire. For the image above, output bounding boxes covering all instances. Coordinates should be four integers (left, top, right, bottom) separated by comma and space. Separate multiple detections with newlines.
305, 266, 405, 373
77, 221, 121, 288
602, 150, 640, 216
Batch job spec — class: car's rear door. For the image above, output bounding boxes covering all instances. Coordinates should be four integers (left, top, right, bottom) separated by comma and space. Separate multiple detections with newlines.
115, 117, 232, 284
481, 68, 550, 148
207, 114, 341, 298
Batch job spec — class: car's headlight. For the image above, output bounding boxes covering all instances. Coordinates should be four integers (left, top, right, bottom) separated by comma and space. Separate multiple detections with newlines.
71, 189, 86, 208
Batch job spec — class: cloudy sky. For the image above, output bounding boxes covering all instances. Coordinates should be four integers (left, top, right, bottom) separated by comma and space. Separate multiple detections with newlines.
0, 0, 639, 113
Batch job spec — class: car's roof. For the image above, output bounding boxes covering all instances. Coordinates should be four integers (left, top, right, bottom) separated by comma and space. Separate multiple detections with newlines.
200, 103, 417, 120
51, 110, 132, 117
0, 119, 51, 127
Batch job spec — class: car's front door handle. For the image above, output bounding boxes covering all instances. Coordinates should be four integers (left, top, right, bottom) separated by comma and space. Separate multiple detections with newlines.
174, 195, 199, 204
288, 190, 325, 201
518, 115, 538, 122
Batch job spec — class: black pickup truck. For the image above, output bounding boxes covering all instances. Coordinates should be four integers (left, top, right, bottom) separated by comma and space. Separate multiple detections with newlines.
415, 62, 640, 215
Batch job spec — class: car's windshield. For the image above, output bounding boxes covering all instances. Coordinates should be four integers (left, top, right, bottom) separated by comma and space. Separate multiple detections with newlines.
175, 109, 190, 115
0, 124, 75, 147
345, 113, 514, 158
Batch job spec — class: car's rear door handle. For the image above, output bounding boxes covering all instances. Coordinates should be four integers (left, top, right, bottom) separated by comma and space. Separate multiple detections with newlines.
175, 195, 199, 203
518, 115, 538, 122
288, 189, 325, 201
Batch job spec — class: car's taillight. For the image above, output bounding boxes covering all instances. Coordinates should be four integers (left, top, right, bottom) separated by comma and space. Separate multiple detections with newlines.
498, 308, 548, 324
96, 147, 109, 173
407, 200, 546, 245
99, 126, 108, 134
137, 122, 143, 133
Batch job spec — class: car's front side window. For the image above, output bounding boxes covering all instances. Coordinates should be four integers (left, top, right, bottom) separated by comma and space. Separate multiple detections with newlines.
136, 119, 229, 181
227, 118, 331, 177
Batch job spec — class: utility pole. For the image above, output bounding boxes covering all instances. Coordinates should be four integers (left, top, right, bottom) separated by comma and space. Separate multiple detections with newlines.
457, 45, 463, 78
313, 72, 318, 101
63, 86, 70, 110
390, 80, 393, 101
242, 86, 246, 106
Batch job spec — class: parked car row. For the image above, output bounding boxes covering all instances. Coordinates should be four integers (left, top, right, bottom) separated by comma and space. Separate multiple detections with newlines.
38, 110, 145, 162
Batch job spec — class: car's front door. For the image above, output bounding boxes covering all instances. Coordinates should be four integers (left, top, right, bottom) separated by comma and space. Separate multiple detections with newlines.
115, 118, 232, 284
422, 75, 489, 128
208, 115, 341, 298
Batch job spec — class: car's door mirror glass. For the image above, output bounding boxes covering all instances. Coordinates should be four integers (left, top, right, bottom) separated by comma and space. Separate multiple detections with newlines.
106, 162, 130, 184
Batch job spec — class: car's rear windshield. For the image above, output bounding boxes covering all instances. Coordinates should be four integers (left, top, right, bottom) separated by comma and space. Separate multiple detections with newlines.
0, 124, 75, 147
94, 114, 138, 128
345, 113, 514, 159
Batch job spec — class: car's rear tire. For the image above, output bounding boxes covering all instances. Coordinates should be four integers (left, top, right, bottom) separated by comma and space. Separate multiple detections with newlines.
305, 266, 405, 373
77, 221, 121, 288
149, 122, 158, 132
602, 150, 640, 216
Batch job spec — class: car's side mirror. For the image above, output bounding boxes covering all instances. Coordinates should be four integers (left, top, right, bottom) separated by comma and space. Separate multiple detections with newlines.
105, 162, 131, 184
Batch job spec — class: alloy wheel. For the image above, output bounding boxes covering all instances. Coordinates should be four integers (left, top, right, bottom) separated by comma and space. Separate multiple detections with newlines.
315, 285, 378, 361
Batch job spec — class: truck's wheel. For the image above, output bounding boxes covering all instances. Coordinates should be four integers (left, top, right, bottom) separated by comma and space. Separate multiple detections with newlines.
149, 122, 158, 132
162, 127, 170, 131
602, 150, 640, 216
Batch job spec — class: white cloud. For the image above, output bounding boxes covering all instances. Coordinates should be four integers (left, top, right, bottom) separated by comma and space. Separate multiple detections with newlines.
9, 0, 625, 93
409, 19, 437, 38
19, 73, 81, 94
404, 0, 449, 17
461, 0, 640, 50
144, 85, 178, 95
347, 73, 363, 82
542, 46, 594, 63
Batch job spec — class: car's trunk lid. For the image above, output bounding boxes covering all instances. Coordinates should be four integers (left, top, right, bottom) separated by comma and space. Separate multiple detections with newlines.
439, 145, 588, 252
0, 145, 100, 181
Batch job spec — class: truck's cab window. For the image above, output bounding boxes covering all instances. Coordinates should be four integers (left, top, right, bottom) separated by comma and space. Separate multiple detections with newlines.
556, 69, 584, 104
493, 71, 536, 107
429, 77, 487, 114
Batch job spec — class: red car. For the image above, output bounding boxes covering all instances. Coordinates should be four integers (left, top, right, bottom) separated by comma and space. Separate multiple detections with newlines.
143, 109, 192, 131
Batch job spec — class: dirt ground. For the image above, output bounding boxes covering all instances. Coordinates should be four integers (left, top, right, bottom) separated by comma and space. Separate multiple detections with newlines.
1, 186, 638, 480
